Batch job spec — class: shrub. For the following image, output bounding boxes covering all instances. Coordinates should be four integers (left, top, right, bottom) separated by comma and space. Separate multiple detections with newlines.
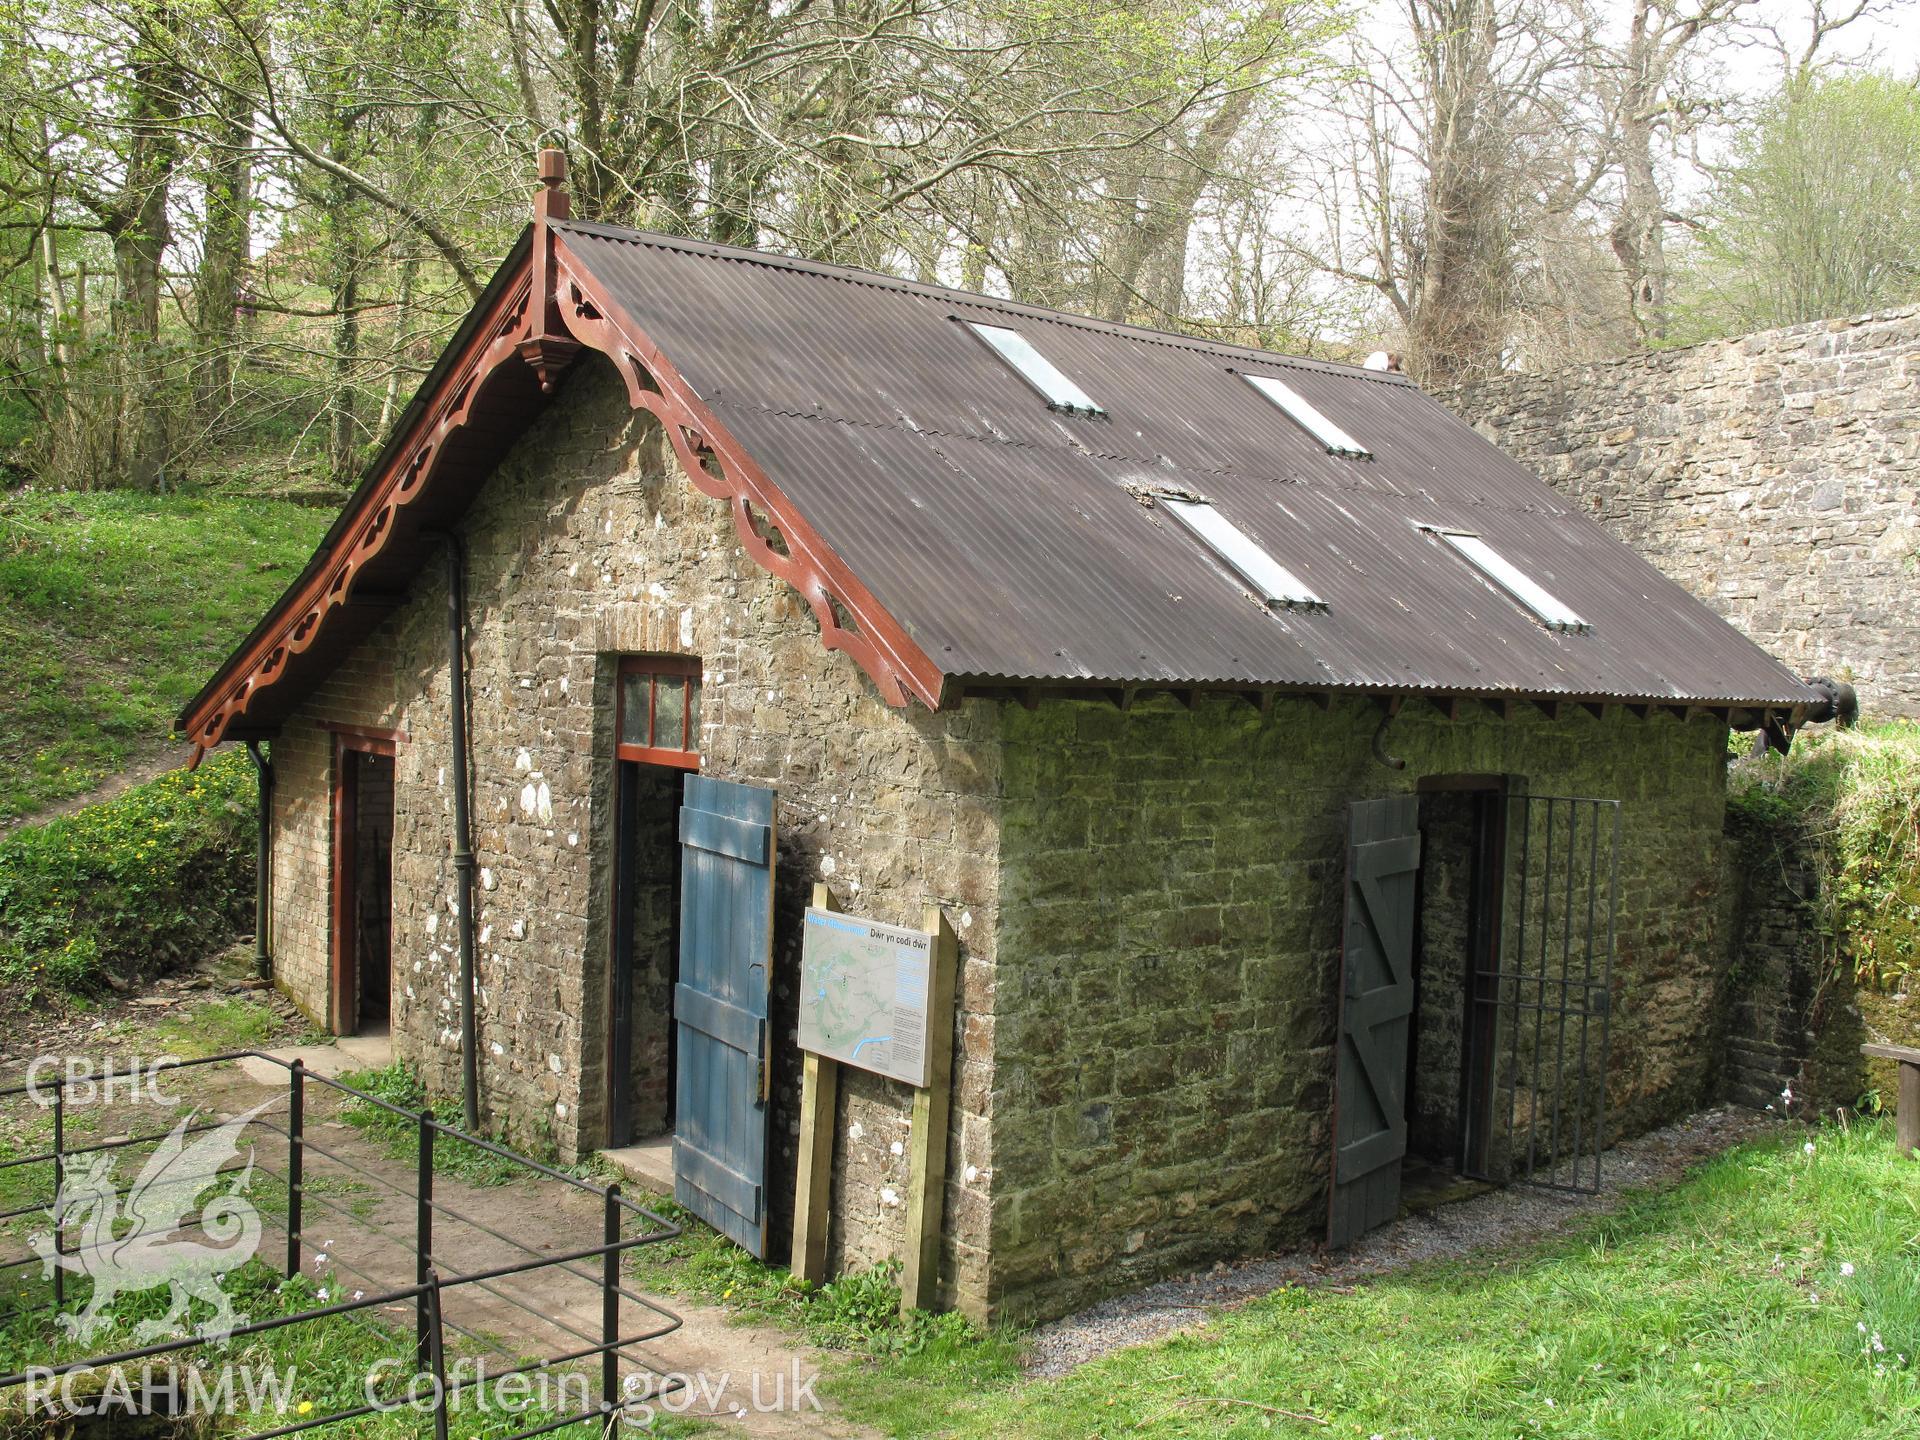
0, 749, 256, 997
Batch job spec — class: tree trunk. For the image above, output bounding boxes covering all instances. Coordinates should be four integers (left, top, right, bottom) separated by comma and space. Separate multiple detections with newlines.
1407, 0, 1510, 388
108, 21, 184, 492
329, 260, 361, 483
196, 108, 254, 424
1610, 1, 1669, 342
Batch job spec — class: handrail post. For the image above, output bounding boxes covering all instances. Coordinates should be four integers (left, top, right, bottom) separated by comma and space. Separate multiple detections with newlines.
603, 1183, 621, 1421
424, 1267, 450, 1440
416, 1110, 435, 1368
286, 1061, 305, 1279
51, 1087, 65, 1312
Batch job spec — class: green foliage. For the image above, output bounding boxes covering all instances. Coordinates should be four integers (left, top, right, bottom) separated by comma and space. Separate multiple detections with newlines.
1729, 722, 1920, 989
1678, 73, 1920, 340
335, 1063, 527, 1188
0, 488, 332, 821
622, 1190, 1016, 1368
828, 1120, 1920, 1438
0, 750, 256, 998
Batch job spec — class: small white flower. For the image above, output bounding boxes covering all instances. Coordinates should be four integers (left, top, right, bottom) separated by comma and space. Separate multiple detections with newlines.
1841, 1262, 1855, 1277
314, 1254, 330, 1269
1804, 1141, 1817, 1155
1544, 1399, 1556, 1408
353, 1290, 364, 1301
1782, 1085, 1794, 1104
316, 1287, 329, 1302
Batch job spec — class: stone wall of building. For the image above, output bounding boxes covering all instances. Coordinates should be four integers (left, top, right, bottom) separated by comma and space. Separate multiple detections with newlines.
1442, 308, 1920, 718
989, 697, 1732, 1322
263, 357, 1005, 1315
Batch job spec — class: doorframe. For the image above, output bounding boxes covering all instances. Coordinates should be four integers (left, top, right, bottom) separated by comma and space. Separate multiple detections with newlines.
605, 655, 703, 1148
330, 728, 399, 1037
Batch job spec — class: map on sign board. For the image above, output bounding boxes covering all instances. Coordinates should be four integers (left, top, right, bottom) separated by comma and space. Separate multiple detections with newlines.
798, 907, 933, 1087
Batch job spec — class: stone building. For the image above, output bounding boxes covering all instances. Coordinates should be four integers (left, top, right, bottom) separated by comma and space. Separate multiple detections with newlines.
181, 158, 1818, 1324
1443, 306, 1920, 719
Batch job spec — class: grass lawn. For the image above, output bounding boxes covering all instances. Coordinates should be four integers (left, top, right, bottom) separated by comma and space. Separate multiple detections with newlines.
802, 1120, 1918, 1438
0, 488, 332, 823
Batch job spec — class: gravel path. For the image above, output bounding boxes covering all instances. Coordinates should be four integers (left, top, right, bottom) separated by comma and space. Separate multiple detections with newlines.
1022, 1105, 1783, 1377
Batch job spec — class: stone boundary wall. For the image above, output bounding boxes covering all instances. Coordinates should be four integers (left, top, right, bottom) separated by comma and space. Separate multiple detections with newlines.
1442, 309, 1920, 719
1720, 811, 1920, 1117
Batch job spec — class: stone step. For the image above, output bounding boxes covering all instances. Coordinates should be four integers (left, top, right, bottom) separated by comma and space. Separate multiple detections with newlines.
600, 1134, 676, 1198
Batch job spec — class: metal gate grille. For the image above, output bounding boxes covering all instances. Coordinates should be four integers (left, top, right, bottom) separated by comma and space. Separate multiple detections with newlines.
1467, 794, 1620, 1193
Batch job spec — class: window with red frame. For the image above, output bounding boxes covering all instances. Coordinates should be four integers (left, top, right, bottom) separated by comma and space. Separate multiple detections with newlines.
616, 656, 702, 769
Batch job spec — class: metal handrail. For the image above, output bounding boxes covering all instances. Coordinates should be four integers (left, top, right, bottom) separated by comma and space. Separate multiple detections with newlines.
0, 1049, 687, 1439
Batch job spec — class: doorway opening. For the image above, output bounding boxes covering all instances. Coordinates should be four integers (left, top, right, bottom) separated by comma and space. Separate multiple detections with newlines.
1402, 777, 1505, 1211
1332, 781, 1622, 1245
609, 761, 683, 1148
605, 655, 702, 1154
331, 736, 395, 1038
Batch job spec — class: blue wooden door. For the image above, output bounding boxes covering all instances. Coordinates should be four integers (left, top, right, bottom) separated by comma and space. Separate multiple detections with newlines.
674, 775, 776, 1255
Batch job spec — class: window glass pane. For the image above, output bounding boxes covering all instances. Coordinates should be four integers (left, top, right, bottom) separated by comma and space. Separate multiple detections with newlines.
1243, 372, 1371, 459
686, 679, 701, 750
966, 322, 1104, 414
620, 672, 653, 746
1428, 528, 1588, 632
654, 674, 686, 749
1164, 498, 1323, 609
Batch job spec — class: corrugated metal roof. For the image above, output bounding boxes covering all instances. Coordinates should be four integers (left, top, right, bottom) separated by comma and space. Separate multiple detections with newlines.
558, 221, 1813, 707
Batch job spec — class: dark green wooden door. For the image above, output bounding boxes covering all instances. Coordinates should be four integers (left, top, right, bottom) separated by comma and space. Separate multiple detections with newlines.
1329, 795, 1421, 1247
674, 775, 776, 1256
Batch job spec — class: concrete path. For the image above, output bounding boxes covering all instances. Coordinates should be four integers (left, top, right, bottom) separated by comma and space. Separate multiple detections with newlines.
235, 1028, 395, 1086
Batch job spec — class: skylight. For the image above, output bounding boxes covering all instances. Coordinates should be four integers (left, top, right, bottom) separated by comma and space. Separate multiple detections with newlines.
964, 322, 1104, 415
1420, 525, 1588, 632
1242, 372, 1371, 459
1164, 498, 1323, 610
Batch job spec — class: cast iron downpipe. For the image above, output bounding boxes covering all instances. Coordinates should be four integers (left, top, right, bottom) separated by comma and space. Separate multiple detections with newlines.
244, 741, 272, 980
438, 533, 483, 1132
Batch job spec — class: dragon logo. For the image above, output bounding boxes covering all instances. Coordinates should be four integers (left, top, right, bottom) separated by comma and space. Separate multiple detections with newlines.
30, 1099, 276, 1344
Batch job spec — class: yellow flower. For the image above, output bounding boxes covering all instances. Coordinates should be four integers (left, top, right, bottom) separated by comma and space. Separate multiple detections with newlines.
297, 1401, 313, 1415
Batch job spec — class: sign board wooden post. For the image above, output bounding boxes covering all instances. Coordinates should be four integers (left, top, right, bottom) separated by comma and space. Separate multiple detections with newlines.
900, 904, 958, 1314
790, 891, 958, 1313
792, 884, 841, 1284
